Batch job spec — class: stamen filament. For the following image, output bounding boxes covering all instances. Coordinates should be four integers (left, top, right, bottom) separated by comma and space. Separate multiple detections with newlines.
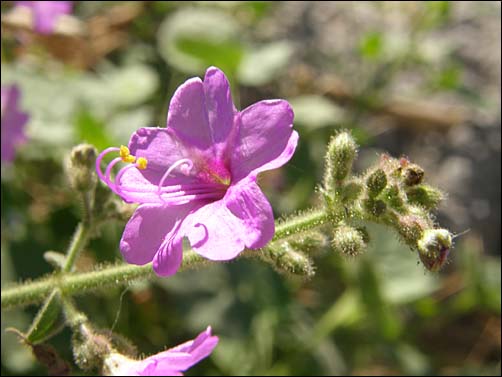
157, 159, 194, 202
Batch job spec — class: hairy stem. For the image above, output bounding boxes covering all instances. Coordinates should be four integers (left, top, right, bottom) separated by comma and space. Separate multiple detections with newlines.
62, 223, 91, 273
2, 209, 329, 310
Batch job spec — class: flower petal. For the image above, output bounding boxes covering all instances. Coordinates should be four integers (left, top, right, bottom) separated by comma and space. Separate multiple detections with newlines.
120, 204, 191, 267
203, 67, 235, 146
1, 85, 29, 162
152, 234, 183, 277
167, 77, 212, 150
128, 127, 189, 170
225, 179, 275, 249
143, 326, 218, 373
184, 200, 246, 260
231, 100, 297, 182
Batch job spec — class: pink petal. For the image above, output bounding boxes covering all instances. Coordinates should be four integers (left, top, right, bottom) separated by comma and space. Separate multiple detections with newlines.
225, 179, 275, 249
166, 78, 212, 150
184, 200, 246, 261
167, 67, 235, 153
1, 85, 29, 162
139, 327, 218, 374
230, 100, 298, 182
128, 127, 189, 171
16, 1, 72, 34
120, 204, 191, 267
203, 67, 235, 147
152, 232, 184, 277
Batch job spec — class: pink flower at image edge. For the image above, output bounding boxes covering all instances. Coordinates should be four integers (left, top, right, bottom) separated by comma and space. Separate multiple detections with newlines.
1, 85, 29, 163
15, 1, 73, 34
96, 66, 298, 277
104, 326, 219, 376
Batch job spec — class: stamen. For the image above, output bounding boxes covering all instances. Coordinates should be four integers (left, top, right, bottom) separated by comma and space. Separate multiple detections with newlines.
136, 157, 148, 170
120, 145, 136, 163
96, 147, 120, 185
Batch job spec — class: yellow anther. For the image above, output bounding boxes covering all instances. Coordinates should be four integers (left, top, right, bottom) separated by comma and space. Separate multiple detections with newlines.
120, 145, 136, 163
136, 157, 148, 170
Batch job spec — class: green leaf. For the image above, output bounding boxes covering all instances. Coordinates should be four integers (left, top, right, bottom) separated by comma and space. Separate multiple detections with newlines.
26, 290, 64, 344
238, 41, 294, 86
289, 95, 344, 129
74, 108, 113, 151
157, 8, 243, 75
359, 32, 383, 60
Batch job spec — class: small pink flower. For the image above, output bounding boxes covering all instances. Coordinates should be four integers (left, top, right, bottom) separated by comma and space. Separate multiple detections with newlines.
96, 67, 298, 276
1, 84, 29, 163
103, 327, 219, 376
15, 1, 73, 35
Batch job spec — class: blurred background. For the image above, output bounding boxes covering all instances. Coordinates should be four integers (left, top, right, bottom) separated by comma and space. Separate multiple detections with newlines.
1, 1, 500, 376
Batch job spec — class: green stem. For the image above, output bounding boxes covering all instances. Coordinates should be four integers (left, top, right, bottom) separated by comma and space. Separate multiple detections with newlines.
273, 209, 328, 240
2, 209, 328, 311
62, 223, 91, 273
1, 252, 205, 310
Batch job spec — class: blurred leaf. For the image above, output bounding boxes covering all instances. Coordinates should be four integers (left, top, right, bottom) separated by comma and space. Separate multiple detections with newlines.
312, 290, 362, 345
358, 258, 402, 340
102, 65, 159, 107
177, 37, 243, 77
157, 8, 243, 75
367, 224, 439, 304
359, 32, 384, 60
289, 95, 344, 129
74, 108, 113, 151
394, 343, 430, 375
107, 107, 154, 143
238, 41, 294, 86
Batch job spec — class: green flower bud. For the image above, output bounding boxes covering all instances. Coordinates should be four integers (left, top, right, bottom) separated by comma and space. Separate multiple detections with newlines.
264, 242, 315, 277
395, 214, 427, 246
382, 185, 405, 212
288, 231, 329, 255
417, 229, 452, 272
340, 179, 364, 204
406, 184, 443, 210
363, 198, 387, 217
324, 131, 358, 190
366, 168, 387, 197
332, 224, 368, 256
67, 144, 98, 193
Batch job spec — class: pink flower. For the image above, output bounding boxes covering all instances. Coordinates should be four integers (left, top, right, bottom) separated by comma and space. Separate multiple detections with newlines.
103, 327, 219, 376
15, 1, 73, 35
1, 84, 29, 163
96, 66, 298, 276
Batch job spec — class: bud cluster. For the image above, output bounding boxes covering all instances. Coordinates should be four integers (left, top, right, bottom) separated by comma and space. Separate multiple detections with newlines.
322, 130, 452, 271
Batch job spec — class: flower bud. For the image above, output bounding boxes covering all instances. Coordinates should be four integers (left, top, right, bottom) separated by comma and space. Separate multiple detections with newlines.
265, 242, 315, 277
406, 184, 443, 210
332, 224, 368, 256
72, 324, 112, 371
402, 163, 424, 186
382, 185, 405, 212
363, 198, 387, 217
324, 131, 358, 190
340, 179, 364, 204
67, 144, 98, 193
395, 214, 427, 246
366, 168, 387, 197
288, 231, 329, 255
417, 229, 452, 272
